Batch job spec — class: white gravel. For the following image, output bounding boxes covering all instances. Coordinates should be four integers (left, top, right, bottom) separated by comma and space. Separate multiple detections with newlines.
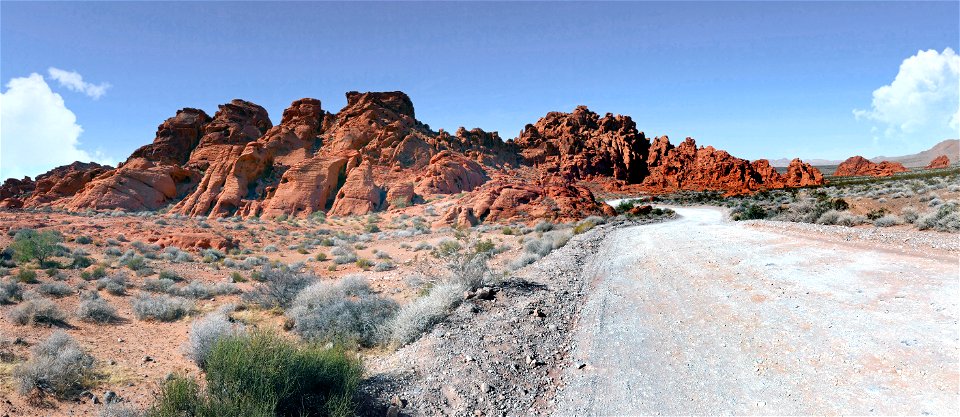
553, 206, 959, 415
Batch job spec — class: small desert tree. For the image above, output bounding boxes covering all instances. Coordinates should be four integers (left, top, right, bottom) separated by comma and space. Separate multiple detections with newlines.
10, 229, 63, 266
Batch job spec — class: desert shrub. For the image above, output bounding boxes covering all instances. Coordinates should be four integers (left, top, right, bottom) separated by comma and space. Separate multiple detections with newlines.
333, 252, 357, 265
917, 201, 960, 232
131, 293, 193, 322
10, 229, 63, 266
902, 207, 920, 224
158, 270, 182, 282
143, 278, 176, 293
501, 226, 515, 235
315, 252, 328, 262
16, 268, 39, 283
75, 235, 93, 245
835, 212, 867, 227
373, 261, 394, 272
9, 294, 67, 326
389, 282, 463, 347
355, 258, 373, 270
163, 247, 192, 263
508, 253, 539, 270
242, 266, 316, 309
0, 279, 24, 304
573, 220, 596, 234
71, 254, 94, 269
145, 332, 361, 417
874, 214, 902, 227
38, 281, 73, 298
171, 281, 239, 299
119, 252, 148, 272
13, 331, 96, 399
534, 221, 554, 232
201, 249, 225, 263
263, 245, 279, 253
615, 200, 636, 213
97, 273, 130, 295
100, 404, 139, 417
413, 242, 433, 251
287, 276, 398, 347
186, 311, 246, 368
76, 292, 120, 324
815, 210, 841, 225
731, 203, 767, 221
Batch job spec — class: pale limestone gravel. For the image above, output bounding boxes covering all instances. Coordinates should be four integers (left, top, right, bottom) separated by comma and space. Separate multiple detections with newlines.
553, 206, 959, 416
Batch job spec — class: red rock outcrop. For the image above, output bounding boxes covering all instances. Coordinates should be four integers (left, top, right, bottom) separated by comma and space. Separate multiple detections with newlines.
643, 138, 762, 193
782, 158, 824, 187
172, 100, 272, 216
0, 177, 35, 208
328, 160, 383, 216
66, 109, 211, 211
926, 154, 951, 169
834, 156, 909, 177
0, 91, 825, 224
414, 151, 489, 196
0, 162, 112, 208
515, 106, 648, 182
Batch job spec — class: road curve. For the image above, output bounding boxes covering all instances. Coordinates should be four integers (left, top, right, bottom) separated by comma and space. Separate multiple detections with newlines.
554, 207, 959, 415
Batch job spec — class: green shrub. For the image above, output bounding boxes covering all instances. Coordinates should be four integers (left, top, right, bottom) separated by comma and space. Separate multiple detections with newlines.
16, 268, 38, 284
355, 258, 373, 270
145, 332, 361, 417
573, 220, 596, 234
9, 229, 63, 266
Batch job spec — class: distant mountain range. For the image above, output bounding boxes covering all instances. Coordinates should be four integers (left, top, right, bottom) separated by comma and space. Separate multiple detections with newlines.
770, 139, 959, 167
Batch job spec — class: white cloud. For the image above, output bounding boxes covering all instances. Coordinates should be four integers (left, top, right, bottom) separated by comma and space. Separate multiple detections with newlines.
854, 48, 960, 142
0, 73, 115, 180
47, 67, 111, 99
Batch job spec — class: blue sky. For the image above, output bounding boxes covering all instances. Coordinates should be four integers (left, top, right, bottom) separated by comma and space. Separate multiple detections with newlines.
2, 1, 958, 179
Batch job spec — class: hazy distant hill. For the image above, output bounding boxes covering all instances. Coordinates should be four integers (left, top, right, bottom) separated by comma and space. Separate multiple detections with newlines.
770, 139, 959, 168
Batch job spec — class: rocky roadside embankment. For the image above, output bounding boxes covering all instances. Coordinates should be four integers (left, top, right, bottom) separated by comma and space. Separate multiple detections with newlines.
358, 216, 672, 416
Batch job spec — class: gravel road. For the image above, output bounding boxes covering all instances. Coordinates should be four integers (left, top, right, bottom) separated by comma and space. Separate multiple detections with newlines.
554, 206, 959, 415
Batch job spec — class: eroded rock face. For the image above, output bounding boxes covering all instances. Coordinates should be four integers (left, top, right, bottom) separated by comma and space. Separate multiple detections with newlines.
172, 100, 273, 216
834, 156, 909, 177
0, 162, 112, 208
783, 158, 824, 187
0, 177, 35, 208
67, 109, 212, 212
154, 232, 237, 251
515, 106, 648, 182
414, 151, 489, 196
643, 138, 760, 193
926, 154, 951, 169
328, 160, 383, 216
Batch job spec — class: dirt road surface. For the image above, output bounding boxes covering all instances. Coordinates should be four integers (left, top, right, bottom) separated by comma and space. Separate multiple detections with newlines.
554, 207, 959, 415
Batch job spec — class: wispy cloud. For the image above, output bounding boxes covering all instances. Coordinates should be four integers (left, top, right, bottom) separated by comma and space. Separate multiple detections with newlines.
854, 48, 960, 143
47, 67, 111, 99
1, 73, 115, 179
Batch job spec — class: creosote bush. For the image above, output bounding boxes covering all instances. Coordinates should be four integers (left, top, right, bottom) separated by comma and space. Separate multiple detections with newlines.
14, 331, 96, 399
287, 276, 398, 347
145, 331, 361, 417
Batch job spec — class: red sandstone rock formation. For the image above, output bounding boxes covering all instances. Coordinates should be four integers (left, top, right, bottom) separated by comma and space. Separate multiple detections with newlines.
0, 91, 825, 224
515, 106, 648, 182
834, 156, 909, 177
66, 109, 211, 211
926, 154, 951, 169
0, 162, 112, 208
